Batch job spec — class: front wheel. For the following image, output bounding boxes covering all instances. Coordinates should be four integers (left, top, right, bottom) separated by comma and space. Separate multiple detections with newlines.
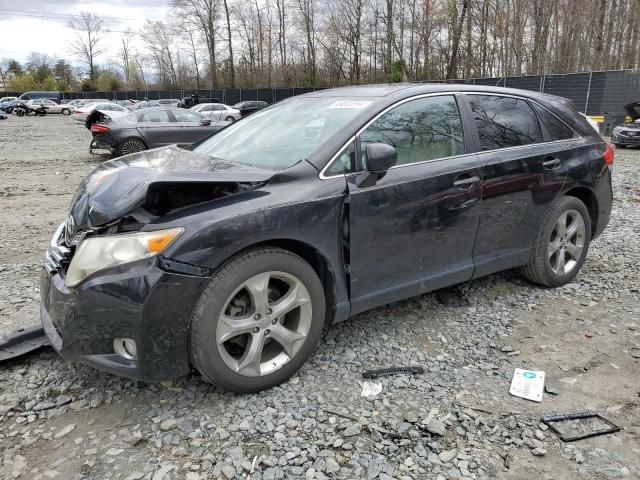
225, 116, 235, 122
521, 196, 591, 287
15, 109, 24, 117
190, 247, 326, 393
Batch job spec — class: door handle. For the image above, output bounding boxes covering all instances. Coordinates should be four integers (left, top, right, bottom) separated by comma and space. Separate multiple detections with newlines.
453, 176, 480, 187
542, 158, 561, 169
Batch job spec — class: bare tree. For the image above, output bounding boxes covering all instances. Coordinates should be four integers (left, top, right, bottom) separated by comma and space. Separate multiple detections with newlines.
69, 12, 106, 81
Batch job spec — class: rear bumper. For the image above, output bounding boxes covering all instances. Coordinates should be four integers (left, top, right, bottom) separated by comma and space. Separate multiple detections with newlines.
40, 256, 209, 383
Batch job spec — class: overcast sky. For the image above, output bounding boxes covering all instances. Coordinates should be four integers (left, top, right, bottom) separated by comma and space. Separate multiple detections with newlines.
0, 0, 170, 65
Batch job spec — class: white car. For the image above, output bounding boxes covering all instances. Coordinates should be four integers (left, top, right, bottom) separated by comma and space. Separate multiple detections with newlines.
73, 102, 129, 122
190, 103, 241, 122
26, 99, 72, 115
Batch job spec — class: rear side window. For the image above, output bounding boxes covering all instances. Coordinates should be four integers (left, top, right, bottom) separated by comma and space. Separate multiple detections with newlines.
140, 111, 171, 123
531, 103, 575, 140
469, 95, 543, 150
360, 95, 465, 167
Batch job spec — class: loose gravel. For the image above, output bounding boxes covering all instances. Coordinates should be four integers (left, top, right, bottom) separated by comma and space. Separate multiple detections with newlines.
1, 115, 639, 480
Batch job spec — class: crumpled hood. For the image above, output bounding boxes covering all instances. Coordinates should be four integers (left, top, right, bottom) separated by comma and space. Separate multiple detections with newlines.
68, 145, 275, 234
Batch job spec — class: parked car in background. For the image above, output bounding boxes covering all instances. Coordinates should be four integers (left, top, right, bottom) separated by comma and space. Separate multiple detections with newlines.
178, 95, 221, 108
17, 91, 62, 103
158, 99, 181, 106
25, 99, 72, 115
89, 107, 229, 155
73, 102, 129, 122
190, 103, 241, 122
114, 99, 137, 108
232, 100, 268, 117
41, 84, 613, 393
127, 100, 162, 111
0, 96, 17, 111
611, 102, 640, 148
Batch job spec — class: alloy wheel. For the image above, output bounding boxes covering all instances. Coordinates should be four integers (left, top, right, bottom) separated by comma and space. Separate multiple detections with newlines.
120, 139, 145, 155
216, 271, 312, 377
548, 209, 586, 276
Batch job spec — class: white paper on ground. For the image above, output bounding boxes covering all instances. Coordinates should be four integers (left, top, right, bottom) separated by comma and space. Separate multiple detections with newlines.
361, 381, 383, 397
509, 369, 545, 402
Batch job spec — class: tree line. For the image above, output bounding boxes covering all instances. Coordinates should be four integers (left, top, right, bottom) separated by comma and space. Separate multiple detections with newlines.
2, 0, 639, 92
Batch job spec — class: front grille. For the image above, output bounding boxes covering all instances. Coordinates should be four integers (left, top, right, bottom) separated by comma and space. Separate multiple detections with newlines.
44, 223, 73, 275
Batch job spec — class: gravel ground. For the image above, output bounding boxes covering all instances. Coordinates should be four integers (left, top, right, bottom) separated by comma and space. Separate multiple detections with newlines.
0, 115, 639, 480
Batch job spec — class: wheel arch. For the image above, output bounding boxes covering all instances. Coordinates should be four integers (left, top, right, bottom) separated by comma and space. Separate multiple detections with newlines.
563, 186, 598, 237
225, 238, 339, 325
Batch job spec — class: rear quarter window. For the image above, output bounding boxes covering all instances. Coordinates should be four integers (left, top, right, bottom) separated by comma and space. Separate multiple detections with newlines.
468, 95, 543, 150
532, 103, 576, 140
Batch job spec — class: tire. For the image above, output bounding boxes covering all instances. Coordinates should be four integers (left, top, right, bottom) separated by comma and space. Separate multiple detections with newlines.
190, 247, 326, 393
61, 108, 71, 116
117, 137, 147, 156
225, 116, 235, 122
15, 109, 24, 117
521, 196, 591, 287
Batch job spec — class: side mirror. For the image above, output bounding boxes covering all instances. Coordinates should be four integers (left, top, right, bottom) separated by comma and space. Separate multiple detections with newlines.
353, 143, 398, 188
200, 118, 212, 126
365, 143, 398, 172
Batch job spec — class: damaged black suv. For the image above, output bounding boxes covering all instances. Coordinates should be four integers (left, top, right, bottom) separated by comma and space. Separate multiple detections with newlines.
41, 84, 614, 392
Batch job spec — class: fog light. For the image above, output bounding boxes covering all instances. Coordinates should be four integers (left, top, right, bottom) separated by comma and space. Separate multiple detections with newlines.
114, 338, 137, 360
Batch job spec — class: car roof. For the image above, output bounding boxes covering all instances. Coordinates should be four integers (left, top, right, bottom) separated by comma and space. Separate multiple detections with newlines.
300, 83, 560, 103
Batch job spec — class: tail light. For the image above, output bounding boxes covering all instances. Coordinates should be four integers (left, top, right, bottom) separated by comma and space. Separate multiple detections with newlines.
91, 124, 110, 134
603, 143, 614, 166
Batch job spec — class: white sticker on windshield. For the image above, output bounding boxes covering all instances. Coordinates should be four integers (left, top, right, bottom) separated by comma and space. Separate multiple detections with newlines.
328, 100, 373, 109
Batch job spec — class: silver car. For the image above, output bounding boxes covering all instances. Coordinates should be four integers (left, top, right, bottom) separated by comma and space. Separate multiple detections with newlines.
26, 99, 72, 115
190, 103, 241, 122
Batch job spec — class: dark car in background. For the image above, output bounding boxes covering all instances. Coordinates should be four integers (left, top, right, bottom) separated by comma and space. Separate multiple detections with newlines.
90, 107, 229, 155
611, 102, 640, 147
232, 100, 268, 117
41, 84, 613, 393
178, 95, 222, 108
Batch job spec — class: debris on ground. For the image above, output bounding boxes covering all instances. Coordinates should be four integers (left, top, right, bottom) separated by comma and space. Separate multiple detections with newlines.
542, 411, 621, 442
362, 366, 424, 379
509, 368, 545, 402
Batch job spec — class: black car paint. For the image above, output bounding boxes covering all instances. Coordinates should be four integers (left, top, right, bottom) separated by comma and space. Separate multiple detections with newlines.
41, 84, 613, 383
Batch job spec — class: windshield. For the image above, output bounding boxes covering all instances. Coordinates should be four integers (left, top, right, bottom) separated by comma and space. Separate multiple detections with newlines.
194, 96, 377, 170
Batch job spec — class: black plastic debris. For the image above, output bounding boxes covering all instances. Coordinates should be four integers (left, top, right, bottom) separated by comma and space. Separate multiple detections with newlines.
542, 411, 621, 442
363, 366, 424, 379
0, 326, 51, 363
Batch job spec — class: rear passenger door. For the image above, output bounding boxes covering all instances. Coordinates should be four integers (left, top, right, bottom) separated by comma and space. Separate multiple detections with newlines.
137, 110, 174, 147
465, 94, 570, 277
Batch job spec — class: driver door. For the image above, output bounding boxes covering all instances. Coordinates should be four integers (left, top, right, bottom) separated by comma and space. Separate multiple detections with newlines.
346, 95, 483, 314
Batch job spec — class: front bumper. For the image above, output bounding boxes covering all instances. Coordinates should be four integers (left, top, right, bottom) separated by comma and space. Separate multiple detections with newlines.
612, 131, 640, 146
40, 228, 209, 382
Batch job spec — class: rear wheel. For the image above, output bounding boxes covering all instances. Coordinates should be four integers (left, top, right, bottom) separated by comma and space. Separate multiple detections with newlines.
61, 108, 71, 116
117, 137, 146, 156
225, 116, 235, 122
190, 247, 325, 393
521, 196, 591, 287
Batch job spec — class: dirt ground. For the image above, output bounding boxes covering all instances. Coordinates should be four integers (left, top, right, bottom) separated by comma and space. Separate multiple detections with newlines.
0, 115, 639, 480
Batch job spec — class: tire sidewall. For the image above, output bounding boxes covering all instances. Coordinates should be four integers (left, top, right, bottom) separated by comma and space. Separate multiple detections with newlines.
541, 197, 592, 285
191, 249, 326, 392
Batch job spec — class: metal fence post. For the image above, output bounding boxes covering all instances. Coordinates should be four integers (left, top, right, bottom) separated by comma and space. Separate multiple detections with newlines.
585, 71, 593, 114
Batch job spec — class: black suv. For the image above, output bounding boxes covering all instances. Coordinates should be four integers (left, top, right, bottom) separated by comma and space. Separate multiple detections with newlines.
41, 84, 613, 392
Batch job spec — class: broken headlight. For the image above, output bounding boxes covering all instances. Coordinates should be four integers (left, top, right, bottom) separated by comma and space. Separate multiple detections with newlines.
64, 228, 184, 287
